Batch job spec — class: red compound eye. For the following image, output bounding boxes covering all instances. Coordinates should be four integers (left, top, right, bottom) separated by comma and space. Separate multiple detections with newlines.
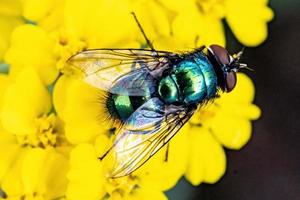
209, 44, 230, 66
225, 71, 237, 92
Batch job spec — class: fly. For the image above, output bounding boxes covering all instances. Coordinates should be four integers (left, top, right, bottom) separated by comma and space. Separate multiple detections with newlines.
66, 12, 248, 178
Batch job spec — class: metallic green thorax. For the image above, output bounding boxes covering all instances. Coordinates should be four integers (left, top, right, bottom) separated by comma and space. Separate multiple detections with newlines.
158, 53, 217, 105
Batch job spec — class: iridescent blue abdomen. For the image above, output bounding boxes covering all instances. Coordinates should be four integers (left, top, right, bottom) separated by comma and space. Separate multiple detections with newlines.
158, 53, 217, 105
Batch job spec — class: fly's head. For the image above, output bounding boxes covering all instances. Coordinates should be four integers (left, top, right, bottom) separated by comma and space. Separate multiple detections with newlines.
208, 44, 249, 92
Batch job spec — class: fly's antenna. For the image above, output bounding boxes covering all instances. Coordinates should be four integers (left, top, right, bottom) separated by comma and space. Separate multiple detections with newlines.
233, 46, 245, 61
239, 63, 254, 71
230, 47, 254, 71
131, 12, 155, 51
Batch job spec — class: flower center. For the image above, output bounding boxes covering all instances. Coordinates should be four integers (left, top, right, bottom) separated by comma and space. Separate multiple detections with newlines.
55, 35, 87, 71
106, 176, 138, 198
16, 114, 64, 148
195, 0, 226, 18
190, 103, 218, 126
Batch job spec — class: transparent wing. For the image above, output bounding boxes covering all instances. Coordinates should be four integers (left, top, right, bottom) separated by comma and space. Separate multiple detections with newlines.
107, 97, 195, 178
66, 49, 176, 96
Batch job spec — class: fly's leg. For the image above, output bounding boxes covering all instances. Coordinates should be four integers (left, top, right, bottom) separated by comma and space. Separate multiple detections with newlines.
164, 143, 170, 162
99, 128, 116, 161
99, 146, 112, 161
131, 12, 155, 51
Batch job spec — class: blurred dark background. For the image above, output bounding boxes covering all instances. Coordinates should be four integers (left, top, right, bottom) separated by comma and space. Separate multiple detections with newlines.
167, 1, 300, 199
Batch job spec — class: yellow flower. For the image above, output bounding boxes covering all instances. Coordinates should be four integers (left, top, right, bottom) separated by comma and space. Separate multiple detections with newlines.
184, 73, 261, 185
1, 148, 68, 200
157, 0, 273, 48
67, 142, 168, 200
0, 0, 23, 61
225, 0, 274, 46
0, 0, 271, 199
0, 68, 70, 198
7, 0, 143, 84
0, 67, 71, 151
4, 24, 60, 85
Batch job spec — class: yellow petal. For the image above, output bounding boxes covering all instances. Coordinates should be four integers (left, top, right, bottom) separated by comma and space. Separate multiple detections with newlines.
209, 114, 252, 150
225, 0, 274, 46
21, 148, 46, 194
136, 123, 189, 191
67, 144, 106, 200
23, 0, 59, 22
0, 0, 22, 17
0, 126, 21, 182
0, 73, 10, 108
53, 75, 111, 144
64, 0, 138, 48
172, 10, 225, 49
158, 0, 194, 13
4, 24, 59, 85
1, 147, 68, 198
133, 0, 171, 42
218, 73, 256, 103
185, 127, 226, 185
214, 103, 261, 120
22, 0, 64, 32
1, 67, 51, 135
37, 149, 69, 199
0, 16, 22, 60
154, 36, 185, 52
1, 148, 28, 196
53, 75, 71, 120
215, 73, 261, 120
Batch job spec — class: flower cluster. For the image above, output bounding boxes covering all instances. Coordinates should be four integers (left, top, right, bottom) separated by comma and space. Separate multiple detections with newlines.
0, 0, 272, 199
